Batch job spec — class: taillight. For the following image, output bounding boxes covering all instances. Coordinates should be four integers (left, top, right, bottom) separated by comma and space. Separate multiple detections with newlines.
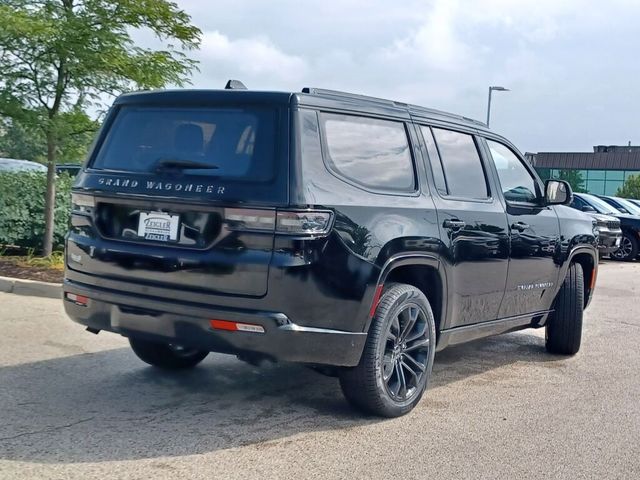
275, 210, 333, 235
224, 208, 276, 231
71, 193, 95, 216
224, 208, 333, 236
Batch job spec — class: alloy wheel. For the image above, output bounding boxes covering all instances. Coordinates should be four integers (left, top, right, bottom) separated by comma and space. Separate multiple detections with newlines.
381, 304, 431, 402
168, 343, 201, 358
612, 236, 633, 259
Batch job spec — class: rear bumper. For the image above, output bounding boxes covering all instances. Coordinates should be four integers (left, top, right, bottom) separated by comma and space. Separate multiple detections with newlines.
62, 279, 367, 367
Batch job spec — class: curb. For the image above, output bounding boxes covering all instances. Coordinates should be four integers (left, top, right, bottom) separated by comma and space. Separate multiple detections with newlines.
0, 276, 62, 299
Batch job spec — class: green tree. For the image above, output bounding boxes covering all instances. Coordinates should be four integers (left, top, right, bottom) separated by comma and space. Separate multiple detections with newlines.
616, 174, 640, 199
557, 169, 587, 193
0, 111, 98, 163
0, 0, 201, 255
0, 116, 46, 162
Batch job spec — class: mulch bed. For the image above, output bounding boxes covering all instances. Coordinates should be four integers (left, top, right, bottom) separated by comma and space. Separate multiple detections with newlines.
0, 257, 63, 283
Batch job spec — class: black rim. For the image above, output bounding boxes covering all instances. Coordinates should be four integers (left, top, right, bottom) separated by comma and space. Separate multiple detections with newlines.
167, 344, 199, 357
382, 304, 431, 402
613, 236, 633, 259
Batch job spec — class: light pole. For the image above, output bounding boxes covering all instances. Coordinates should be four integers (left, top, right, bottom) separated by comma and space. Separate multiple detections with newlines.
486, 86, 509, 127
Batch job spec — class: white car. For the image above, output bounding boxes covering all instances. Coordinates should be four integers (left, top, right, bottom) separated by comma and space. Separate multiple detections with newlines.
0, 158, 47, 173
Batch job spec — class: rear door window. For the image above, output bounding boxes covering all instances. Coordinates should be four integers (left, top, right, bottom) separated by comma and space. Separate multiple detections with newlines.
92, 106, 277, 180
431, 128, 490, 200
320, 113, 416, 193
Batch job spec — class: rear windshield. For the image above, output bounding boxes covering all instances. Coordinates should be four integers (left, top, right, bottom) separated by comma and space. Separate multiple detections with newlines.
91, 106, 277, 180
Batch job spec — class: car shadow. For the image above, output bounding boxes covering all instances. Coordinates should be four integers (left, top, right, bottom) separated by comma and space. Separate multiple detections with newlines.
0, 330, 560, 464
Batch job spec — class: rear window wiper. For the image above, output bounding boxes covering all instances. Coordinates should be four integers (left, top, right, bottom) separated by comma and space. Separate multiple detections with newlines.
153, 158, 219, 172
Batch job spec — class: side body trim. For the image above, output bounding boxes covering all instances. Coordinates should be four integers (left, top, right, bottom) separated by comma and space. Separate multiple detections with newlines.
436, 310, 552, 351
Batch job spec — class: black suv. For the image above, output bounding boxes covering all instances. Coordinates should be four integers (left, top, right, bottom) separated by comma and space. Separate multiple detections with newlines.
64, 86, 598, 417
571, 193, 640, 261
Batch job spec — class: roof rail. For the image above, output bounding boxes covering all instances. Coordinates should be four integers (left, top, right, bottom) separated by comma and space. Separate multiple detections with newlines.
409, 104, 486, 127
301, 87, 486, 128
302, 87, 407, 107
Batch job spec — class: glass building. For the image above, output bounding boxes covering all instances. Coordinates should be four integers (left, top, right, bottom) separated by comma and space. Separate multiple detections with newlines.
535, 168, 640, 195
528, 145, 640, 195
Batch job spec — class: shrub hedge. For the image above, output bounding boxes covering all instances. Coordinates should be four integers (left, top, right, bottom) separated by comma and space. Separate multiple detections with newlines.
0, 172, 73, 251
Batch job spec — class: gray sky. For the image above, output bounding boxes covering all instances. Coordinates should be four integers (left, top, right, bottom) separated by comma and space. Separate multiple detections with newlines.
163, 0, 640, 153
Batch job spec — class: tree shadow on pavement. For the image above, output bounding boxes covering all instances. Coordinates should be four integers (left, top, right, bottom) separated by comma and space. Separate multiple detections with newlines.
0, 330, 560, 464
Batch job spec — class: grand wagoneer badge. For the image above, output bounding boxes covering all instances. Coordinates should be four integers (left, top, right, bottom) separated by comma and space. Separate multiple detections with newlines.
97, 177, 225, 194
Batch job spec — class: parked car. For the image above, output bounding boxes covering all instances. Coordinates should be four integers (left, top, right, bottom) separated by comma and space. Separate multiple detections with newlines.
585, 213, 621, 257
55, 163, 82, 176
63, 86, 598, 417
0, 157, 47, 173
627, 198, 640, 208
597, 195, 640, 217
571, 193, 640, 261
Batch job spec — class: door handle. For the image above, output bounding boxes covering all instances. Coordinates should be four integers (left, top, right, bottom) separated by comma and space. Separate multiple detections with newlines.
511, 222, 530, 232
443, 219, 466, 230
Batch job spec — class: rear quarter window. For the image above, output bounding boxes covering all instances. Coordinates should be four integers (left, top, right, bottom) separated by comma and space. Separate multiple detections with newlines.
91, 106, 278, 181
319, 112, 416, 193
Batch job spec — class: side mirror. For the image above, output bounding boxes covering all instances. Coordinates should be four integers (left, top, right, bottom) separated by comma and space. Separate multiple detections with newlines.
545, 179, 572, 205
581, 205, 596, 213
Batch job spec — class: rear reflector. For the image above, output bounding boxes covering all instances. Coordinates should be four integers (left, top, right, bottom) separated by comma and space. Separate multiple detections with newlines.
369, 284, 384, 318
210, 319, 265, 333
65, 292, 88, 306
236, 323, 266, 333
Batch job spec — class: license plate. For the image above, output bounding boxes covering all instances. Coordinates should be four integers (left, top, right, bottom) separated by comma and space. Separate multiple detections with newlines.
137, 211, 180, 242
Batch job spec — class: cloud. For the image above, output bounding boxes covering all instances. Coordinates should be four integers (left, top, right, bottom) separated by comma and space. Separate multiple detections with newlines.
194, 31, 309, 88
169, 0, 640, 152
380, 0, 476, 72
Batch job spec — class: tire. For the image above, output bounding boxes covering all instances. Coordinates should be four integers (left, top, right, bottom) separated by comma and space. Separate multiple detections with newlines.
308, 365, 341, 377
610, 232, 638, 261
339, 283, 436, 417
129, 338, 209, 369
545, 263, 584, 355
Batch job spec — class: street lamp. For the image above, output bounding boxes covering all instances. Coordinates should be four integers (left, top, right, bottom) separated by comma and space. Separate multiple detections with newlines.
486, 86, 509, 127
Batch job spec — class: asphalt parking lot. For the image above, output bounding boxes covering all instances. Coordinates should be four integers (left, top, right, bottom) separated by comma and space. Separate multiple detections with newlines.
1, 261, 639, 480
